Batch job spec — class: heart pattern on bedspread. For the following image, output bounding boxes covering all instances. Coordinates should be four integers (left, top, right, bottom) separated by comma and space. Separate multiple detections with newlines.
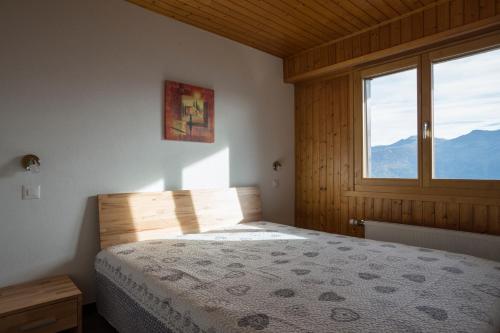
95, 221, 500, 332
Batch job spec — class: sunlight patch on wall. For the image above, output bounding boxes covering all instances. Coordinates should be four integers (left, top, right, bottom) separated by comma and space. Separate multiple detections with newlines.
182, 147, 230, 189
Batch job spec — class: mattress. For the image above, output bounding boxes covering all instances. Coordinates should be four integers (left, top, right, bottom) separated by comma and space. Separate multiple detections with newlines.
95, 221, 500, 333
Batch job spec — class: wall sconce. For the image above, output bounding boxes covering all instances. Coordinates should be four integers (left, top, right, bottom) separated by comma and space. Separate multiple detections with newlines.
272, 160, 282, 171
21, 154, 41, 173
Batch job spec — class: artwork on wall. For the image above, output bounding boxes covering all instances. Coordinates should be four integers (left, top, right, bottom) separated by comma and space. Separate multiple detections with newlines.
164, 81, 214, 143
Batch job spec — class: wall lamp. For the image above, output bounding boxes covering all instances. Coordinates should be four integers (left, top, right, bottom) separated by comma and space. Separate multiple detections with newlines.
272, 160, 282, 171
21, 154, 41, 173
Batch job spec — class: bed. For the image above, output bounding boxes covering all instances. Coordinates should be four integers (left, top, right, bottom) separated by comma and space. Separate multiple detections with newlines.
95, 187, 500, 333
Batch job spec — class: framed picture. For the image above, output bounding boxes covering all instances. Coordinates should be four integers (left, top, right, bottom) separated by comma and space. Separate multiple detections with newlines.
164, 81, 214, 143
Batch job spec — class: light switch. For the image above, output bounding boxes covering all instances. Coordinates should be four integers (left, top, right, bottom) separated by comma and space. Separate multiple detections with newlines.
272, 178, 279, 188
22, 185, 41, 200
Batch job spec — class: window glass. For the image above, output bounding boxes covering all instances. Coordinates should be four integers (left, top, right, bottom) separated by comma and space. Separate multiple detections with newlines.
364, 68, 418, 178
432, 48, 500, 180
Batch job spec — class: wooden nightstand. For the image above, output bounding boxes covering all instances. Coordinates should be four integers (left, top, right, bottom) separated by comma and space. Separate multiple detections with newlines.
0, 275, 82, 333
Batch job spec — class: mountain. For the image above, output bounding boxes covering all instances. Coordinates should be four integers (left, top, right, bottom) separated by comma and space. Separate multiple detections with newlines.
370, 129, 500, 180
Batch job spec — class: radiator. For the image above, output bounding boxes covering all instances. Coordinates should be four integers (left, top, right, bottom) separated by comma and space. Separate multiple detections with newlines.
364, 220, 500, 262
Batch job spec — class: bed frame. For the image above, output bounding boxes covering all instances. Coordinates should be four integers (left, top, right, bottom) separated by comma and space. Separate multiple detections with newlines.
97, 187, 262, 249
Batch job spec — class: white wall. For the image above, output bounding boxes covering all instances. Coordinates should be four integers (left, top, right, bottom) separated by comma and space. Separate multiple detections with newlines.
0, 0, 294, 302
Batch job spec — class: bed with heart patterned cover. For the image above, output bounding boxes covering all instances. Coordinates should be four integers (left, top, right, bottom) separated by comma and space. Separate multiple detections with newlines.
95, 221, 500, 332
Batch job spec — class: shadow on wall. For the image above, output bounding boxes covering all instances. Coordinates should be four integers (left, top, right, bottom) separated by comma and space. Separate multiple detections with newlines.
0, 156, 22, 179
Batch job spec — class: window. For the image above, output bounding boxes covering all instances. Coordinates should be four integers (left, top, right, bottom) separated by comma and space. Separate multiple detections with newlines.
355, 33, 500, 192
363, 67, 418, 179
431, 48, 500, 180
355, 57, 420, 187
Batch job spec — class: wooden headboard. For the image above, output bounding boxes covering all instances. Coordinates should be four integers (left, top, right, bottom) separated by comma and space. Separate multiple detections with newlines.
97, 187, 262, 249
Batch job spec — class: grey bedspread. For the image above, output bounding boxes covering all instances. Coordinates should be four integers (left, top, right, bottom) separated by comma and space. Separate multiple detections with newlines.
95, 221, 500, 332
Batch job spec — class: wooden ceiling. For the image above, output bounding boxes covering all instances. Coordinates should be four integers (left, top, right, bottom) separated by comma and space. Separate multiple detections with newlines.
128, 0, 439, 58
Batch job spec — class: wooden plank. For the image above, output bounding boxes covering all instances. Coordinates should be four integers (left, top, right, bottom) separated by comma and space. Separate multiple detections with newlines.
301, 84, 309, 228
305, 84, 314, 229
402, 200, 413, 223
348, 196, 357, 235
339, 75, 351, 193
391, 199, 403, 222
447, 202, 460, 229
344, 37, 353, 61
487, 205, 500, 235
325, 80, 335, 233
351, 34, 362, 58
437, 1, 451, 32
365, 197, 375, 220
338, 1, 380, 26
390, 20, 402, 46
422, 201, 435, 226
373, 198, 382, 220
382, 198, 392, 221
336, 40, 345, 63
356, 197, 365, 220
331, 79, 341, 233
369, 0, 400, 18
370, 27, 381, 52
202, 0, 312, 48
379, 24, 391, 49
295, 84, 304, 228
338, 76, 350, 233
267, 0, 345, 38
459, 203, 473, 232
412, 200, 423, 225
473, 204, 488, 233
235, 0, 328, 45
388, 0, 415, 15
312, 83, 321, 230
450, 0, 465, 27
295, 86, 302, 225
464, 0, 481, 23
412, 10, 424, 39
158, 0, 298, 52
319, 83, 328, 231
423, 6, 437, 36
352, 1, 388, 22
326, 44, 336, 66
401, 15, 413, 42
435, 201, 448, 228
360, 31, 372, 55
296, 0, 360, 33
479, 0, 496, 17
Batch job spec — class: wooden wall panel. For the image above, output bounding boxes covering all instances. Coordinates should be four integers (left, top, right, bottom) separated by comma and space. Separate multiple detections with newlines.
295, 77, 500, 238
284, 0, 500, 82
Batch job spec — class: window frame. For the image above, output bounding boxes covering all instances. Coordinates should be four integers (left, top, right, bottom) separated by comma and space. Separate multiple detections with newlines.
354, 56, 422, 189
354, 32, 500, 194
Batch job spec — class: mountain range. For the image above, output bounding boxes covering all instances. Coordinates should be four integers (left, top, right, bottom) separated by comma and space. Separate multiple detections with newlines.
370, 129, 500, 180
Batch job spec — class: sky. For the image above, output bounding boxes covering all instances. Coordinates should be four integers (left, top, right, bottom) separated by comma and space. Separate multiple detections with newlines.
366, 47, 500, 146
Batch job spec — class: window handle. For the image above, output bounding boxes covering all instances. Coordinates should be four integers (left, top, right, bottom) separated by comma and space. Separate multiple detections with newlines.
423, 121, 431, 140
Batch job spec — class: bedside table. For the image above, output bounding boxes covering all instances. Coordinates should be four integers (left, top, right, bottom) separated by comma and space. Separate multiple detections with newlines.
0, 275, 82, 333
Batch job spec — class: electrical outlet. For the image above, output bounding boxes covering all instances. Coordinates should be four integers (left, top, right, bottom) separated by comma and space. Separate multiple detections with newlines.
22, 185, 41, 200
